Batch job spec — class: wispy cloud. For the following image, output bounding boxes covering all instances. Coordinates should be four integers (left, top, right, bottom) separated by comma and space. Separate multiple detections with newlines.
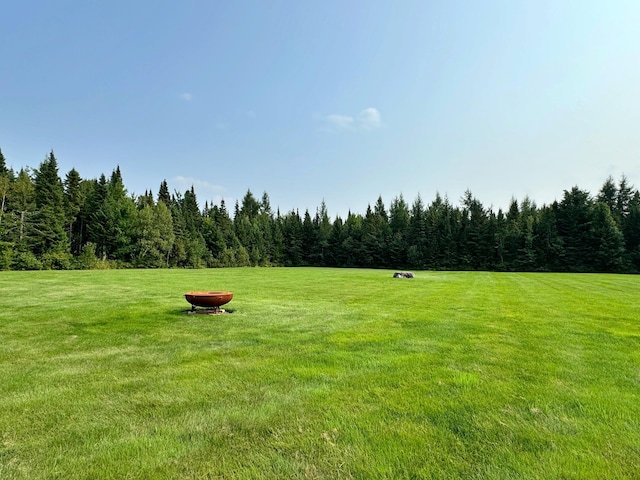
173, 176, 225, 197
179, 92, 193, 102
358, 107, 381, 129
327, 114, 355, 130
321, 108, 382, 131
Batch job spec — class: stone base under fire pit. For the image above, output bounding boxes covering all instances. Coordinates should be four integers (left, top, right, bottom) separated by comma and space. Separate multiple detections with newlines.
186, 307, 231, 315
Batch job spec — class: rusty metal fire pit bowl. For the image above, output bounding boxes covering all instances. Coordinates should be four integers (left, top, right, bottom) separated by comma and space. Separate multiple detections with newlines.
184, 291, 233, 314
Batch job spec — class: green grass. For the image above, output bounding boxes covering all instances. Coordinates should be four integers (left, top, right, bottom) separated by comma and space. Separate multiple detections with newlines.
1, 268, 639, 479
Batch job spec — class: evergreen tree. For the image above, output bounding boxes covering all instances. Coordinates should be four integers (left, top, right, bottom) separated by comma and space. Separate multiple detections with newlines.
556, 187, 592, 271
327, 215, 346, 266
179, 186, 208, 267
494, 208, 507, 269
598, 176, 618, 220
342, 211, 364, 267
201, 215, 226, 264
137, 190, 155, 209
10, 169, 36, 246
270, 212, 285, 265
424, 193, 449, 269
623, 192, 640, 271
503, 198, 521, 269
0, 148, 12, 178
533, 203, 563, 271
301, 209, 316, 265
63, 168, 84, 254
362, 196, 391, 267
86, 176, 109, 259
216, 199, 239, 249
311, 200, 332, 265
157, 179, 171, 205
388, 195, 410, 268
32, 151, 69, 256
615, 175, 634, 220
257, 209, 275, 265
589, 202, 625, 272
407, 195, 427, 268
102, 166, 137, 261
389, 194, 410, 233
280, 210, 304, 266
439, 197, 461, 270
459, 190, 492, 270
519, 213, 536, 270
260, 191, 272, 216
240, 189, 260, 219
168, 193, 188, 266
516, 197, 537, 270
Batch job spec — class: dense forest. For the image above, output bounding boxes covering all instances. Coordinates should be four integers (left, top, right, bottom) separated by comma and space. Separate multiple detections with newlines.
1, 149, 639, 273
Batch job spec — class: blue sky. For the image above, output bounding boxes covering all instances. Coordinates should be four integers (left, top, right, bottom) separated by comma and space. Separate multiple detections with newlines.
2, 1, 639, 218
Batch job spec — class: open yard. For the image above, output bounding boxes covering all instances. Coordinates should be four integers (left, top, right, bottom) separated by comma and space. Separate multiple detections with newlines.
1, 268, 639, 479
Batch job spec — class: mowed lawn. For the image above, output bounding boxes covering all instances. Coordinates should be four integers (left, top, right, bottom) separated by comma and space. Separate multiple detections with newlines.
0, 268, 639, 479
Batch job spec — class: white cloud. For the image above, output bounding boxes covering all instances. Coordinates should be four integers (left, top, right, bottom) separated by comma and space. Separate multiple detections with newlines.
322, 108, 381, 131
326, 114, 355, 130
179, 93, 193, 102
358, 107, 381, 129
173, 176, 225, 197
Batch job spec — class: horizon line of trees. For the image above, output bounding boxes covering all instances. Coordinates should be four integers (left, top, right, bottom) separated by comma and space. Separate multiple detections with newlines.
1, 148, 639, 273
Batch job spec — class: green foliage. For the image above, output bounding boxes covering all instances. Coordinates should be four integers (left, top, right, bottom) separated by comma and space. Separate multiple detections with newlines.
76, 242, 99, 269
0, 175, 9, 229
63, 168, 84, 254
85, 175, 109, 258
32, 151, 68, 255
0, 147, 638, 273
40, 250, 73, 270
157, 179, 171, 204
556, 187, 593, 271
0, 147, 8, 177
0, 241, 13, 270
134, 202, 174, 267
10, 168, 36, 246
11, 249, 42, 270
235, 245, 251, 266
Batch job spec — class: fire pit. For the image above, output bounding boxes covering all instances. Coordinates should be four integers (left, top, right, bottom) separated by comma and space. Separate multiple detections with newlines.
184, 291, 233, 314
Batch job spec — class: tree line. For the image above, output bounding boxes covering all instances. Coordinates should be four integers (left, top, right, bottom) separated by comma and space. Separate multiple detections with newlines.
1, 148, 639, 272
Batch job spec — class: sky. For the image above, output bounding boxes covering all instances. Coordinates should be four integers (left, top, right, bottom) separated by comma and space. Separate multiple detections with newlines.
2, 0, 639, 218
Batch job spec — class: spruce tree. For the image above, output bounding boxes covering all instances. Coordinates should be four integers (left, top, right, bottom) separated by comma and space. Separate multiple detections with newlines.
157, 179, 171, 205
240, 189, 260, 219
102, 166, 137, 261
407, 195, 426, 268
0, 148, 9, 177
32, 151, 68, 256
598, 176, 618, 220
624, 192, 640, 271
589, 202, 625, 272
63, 168, 84, 254
388, 195, 410, 268
313, 200, 332, 266
86, 176, 109, 259
556, 187, 593, 271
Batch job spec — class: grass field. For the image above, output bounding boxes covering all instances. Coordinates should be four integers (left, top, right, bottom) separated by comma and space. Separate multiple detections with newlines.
1, 268, 639, 479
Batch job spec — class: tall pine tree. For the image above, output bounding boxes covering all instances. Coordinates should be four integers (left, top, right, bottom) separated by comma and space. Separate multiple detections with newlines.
32, 151, 69, 257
